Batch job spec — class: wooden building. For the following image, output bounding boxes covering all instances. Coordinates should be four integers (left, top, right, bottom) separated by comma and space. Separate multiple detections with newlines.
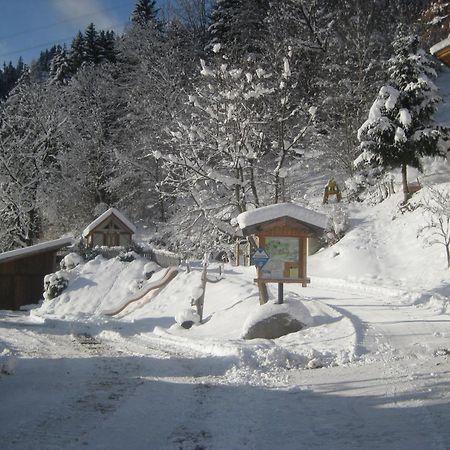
237, 203, 327, 303
82, 208, 136, 248
430, 38, 450, 67
0, 238, 73, 310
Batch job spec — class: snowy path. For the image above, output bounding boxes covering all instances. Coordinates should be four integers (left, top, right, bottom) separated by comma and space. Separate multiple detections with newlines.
2, 280, 450, 449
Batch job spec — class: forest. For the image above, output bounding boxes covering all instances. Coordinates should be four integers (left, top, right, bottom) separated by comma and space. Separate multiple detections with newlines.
0, 0, 449, 255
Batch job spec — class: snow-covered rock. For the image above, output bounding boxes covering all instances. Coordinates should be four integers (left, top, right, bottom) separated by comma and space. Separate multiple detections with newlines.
242, 300, 313, 340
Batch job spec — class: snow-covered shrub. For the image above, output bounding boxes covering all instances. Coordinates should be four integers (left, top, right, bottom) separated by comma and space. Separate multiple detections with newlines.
345, 168, 393, 204
143, 261, 159, 279
43, 271, 69, 300
60, 252, 83, 270
76, 239, 99, 261
117, 251, 137, 262
175, 308, 201, 329
325, 205, 349, 244
0, 348, 17, 375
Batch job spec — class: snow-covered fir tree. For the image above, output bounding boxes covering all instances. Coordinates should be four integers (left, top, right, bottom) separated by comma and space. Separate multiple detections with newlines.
131, 0, 160, 27
207, 0, 270, 61
357, 27, 449, 203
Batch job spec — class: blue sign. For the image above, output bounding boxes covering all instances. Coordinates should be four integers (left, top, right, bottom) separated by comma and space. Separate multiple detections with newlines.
251, 248, 270, 268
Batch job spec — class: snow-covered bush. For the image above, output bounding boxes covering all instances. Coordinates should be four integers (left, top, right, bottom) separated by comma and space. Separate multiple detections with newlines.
117, 251, 137, 262
76, 240, 99, 261
325, 205, 349, 244
43, 271, 69, 300
0, 348, 17, 375
60, 252, 83, 270
143, 261, 159, 279
175, 308, 201, 329
345, 169, 394, 204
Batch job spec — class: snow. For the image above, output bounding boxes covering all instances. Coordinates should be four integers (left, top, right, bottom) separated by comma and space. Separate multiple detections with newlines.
236, 202, 328, 231
3, 75, 450, 450
2, 188, 450, 448
399, 108, 412, 128
82, 207, 136, 237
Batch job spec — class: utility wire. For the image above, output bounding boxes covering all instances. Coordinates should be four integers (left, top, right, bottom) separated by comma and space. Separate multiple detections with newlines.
0, 1, 132, 42
0, 21, 129, 61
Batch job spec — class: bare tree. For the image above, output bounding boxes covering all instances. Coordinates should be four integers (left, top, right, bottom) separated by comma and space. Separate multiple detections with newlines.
419, 186, 450, 268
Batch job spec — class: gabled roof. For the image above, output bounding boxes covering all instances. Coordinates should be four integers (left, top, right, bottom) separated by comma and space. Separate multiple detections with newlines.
236, 203, 328, 235
0, 237, 73, 264
82, 208, 136, 237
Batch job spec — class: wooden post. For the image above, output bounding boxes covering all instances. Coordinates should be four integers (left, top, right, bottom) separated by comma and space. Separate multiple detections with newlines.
258, 282, 269, 305
277, 283, 284, 304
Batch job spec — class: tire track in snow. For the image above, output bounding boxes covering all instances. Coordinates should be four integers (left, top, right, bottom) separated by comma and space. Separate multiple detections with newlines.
1, 329, 143, 450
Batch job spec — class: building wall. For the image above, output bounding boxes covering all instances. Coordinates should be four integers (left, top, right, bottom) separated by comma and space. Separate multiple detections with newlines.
0, 252, 56, 310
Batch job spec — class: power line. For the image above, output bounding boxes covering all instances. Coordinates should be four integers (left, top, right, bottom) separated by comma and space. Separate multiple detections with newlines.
0, 1, 132, 42
0, 21, 129, 62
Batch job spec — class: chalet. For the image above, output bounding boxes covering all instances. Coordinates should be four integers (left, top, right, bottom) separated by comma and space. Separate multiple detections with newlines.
0, 237, 73, 310
82, 208, 136, 248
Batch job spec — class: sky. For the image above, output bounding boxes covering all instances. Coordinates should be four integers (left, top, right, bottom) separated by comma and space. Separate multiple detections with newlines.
0, 0, 167, 68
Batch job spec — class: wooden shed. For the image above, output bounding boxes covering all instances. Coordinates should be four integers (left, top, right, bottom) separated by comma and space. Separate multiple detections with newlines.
237, 203, 327, 303
82, 208, 136, 248
430, 38, 450, 67
0, 237, 73, 310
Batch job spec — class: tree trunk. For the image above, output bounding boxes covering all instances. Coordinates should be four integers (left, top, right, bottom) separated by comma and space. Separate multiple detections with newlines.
401, 162, 409, 204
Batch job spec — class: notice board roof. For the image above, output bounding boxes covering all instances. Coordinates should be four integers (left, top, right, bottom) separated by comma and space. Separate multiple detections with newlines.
236, 203, 328, 236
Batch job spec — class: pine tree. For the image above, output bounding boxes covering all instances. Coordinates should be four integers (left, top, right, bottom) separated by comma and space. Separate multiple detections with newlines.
70, 31, 85, 72
98, 30, 116, 63
84, 23, 102, 64
131, 0, 159, 27
357, 27, 449, 204
207, 0, 270, 61
49, 46, 71, 84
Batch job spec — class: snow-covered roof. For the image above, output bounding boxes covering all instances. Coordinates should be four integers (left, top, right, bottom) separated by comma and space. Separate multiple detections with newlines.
236, 203, 328, 233
430, 38, 450, 68
82, 208, 136, 237
0, 237, 73, 264
430, 38, 450, 56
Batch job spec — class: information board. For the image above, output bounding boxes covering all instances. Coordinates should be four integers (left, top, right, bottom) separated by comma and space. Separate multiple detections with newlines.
260, 237, 300, 279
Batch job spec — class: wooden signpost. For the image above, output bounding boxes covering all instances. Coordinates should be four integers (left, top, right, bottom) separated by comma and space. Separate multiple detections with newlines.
237, 204, 327, 305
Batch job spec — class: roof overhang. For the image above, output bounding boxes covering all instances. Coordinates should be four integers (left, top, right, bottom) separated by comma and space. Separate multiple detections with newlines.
430, 38, 450, 67
236, 203, 328, 237
0, 237, 73, 265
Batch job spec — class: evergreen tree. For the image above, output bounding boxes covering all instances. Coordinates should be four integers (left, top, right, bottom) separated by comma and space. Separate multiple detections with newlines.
70, 31, 85, 72
131, 0, 160, 27
84, 23, 102, 64
0, 59, 27, 99
49, 46, 71, 84
98, 30, 117, 63
207, 0, 270, 61
357, 27, 449, 203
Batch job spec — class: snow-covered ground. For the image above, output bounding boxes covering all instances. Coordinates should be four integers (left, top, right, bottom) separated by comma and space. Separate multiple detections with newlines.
2, 69, 450, 450
2, 179, 450, 449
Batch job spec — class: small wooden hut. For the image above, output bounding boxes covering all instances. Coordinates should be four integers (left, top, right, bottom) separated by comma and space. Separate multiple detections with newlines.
430, 38, 450, 67
0, 237, 73, 310
82, 208, 136, 248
